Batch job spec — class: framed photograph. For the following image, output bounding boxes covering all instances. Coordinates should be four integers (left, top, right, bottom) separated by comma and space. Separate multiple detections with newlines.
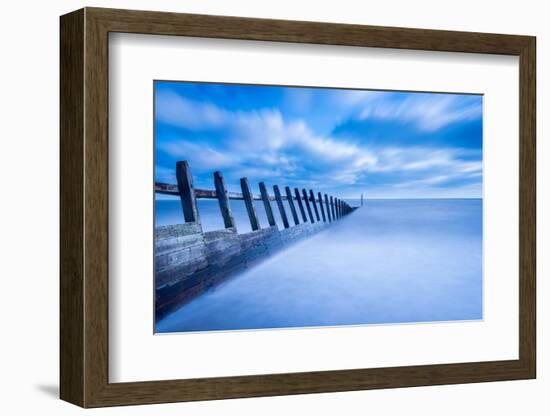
60, 7, 536, 408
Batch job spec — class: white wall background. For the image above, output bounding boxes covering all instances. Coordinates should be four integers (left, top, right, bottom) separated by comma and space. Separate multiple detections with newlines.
0, 0, 545, 414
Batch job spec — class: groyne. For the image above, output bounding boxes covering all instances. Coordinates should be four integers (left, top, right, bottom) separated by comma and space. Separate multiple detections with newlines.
155, 160, 356, 320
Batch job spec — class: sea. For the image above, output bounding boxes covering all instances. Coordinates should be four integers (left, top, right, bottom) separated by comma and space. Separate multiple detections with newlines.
155, 198, 483, 333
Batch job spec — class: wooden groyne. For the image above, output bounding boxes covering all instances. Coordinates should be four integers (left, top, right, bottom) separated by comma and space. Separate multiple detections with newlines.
155, 160, 356, 320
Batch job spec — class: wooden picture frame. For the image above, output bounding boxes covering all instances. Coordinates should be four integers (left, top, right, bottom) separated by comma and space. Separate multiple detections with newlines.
60, 7, 536, 408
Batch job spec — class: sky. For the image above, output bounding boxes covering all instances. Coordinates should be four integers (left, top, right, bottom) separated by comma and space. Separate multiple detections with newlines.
154, 81, 483, 199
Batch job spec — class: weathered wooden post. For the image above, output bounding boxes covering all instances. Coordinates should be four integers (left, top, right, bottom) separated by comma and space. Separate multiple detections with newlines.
309, 189, 321, 221
318, 192, 327, 222
273, 185, 289, 229
294, 188, 308, 222
240, 177, 260, 231
361, 193, 364, 207
259, 182, 276, 227
324, 194, 332, 222
286, 186, 300, 225
302, 189, 315, 223
176, 160, 201, 224
330, 196, 336, 220
214, 171, 235, 229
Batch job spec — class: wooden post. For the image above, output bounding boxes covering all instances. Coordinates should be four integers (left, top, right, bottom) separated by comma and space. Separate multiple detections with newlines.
302, 189, 315, 223
324, 194, 332, 222
259, 182, 276, 227
309, 189, 320, 221
318, 192, 326, 222
273, 185, 289, 228
240, 177, 260, 231
294, 188, 307, 222
214, 171, 235, 229
361, 193, 364, 207
330, 196, 336, 220
286, 186, 300, 225
176, 160, 201, 224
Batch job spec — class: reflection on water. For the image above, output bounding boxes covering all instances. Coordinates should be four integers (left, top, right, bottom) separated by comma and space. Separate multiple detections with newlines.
156, 199, 483, 333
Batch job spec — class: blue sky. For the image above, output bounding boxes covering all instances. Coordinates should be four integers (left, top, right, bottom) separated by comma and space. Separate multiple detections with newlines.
154, 81, 482, 199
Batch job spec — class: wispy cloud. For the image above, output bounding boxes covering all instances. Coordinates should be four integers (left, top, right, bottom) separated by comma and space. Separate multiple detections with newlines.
358, 93, 482, 131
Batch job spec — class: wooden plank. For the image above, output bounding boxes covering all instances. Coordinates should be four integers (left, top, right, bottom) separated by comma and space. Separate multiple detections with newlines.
157, 182, 290, 201
294, 187, 308, 222
273, 185, 290, 229
259, 182, 276, 227
330, 196, 336, 219
318, 192, 327, 222
240, 177, 260, 231
302, 188, 315, 223
309, 189, 321, 221
213, 171, 235, 229
176, 161, 201, 224
285, 186, 300, 225
325, 194, 332, 222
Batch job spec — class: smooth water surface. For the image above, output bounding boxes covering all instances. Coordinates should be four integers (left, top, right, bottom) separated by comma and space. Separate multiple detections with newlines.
156, 199, 482, 333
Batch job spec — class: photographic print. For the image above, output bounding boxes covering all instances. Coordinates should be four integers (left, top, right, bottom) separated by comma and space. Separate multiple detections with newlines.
154, 81, 483, 333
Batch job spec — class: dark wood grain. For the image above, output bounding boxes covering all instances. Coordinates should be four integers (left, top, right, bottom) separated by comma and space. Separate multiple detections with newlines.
302, 189, 315, 223
294, 187, 308, 223
60, 7, 536, 408
286, 186, 300, 225
259, 182, 277, 227
318, 192, 327, 222
274, 185, 290, 229
59, 8, 84, 407
325, 194, 333, 222
176, 161, 201, 224
214, 171, 236, 229
241, 178, 261, 231
309, 190, 321, 222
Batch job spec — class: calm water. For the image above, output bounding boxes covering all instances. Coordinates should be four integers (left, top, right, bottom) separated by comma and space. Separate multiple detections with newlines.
155, 199, 482, 333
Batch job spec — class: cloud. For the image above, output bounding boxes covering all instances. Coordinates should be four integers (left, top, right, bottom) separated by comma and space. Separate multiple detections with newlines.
155, 86, 482, 197
155, 90, 230, 130
358, 93, 482, 131
157, 140, 235, 171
